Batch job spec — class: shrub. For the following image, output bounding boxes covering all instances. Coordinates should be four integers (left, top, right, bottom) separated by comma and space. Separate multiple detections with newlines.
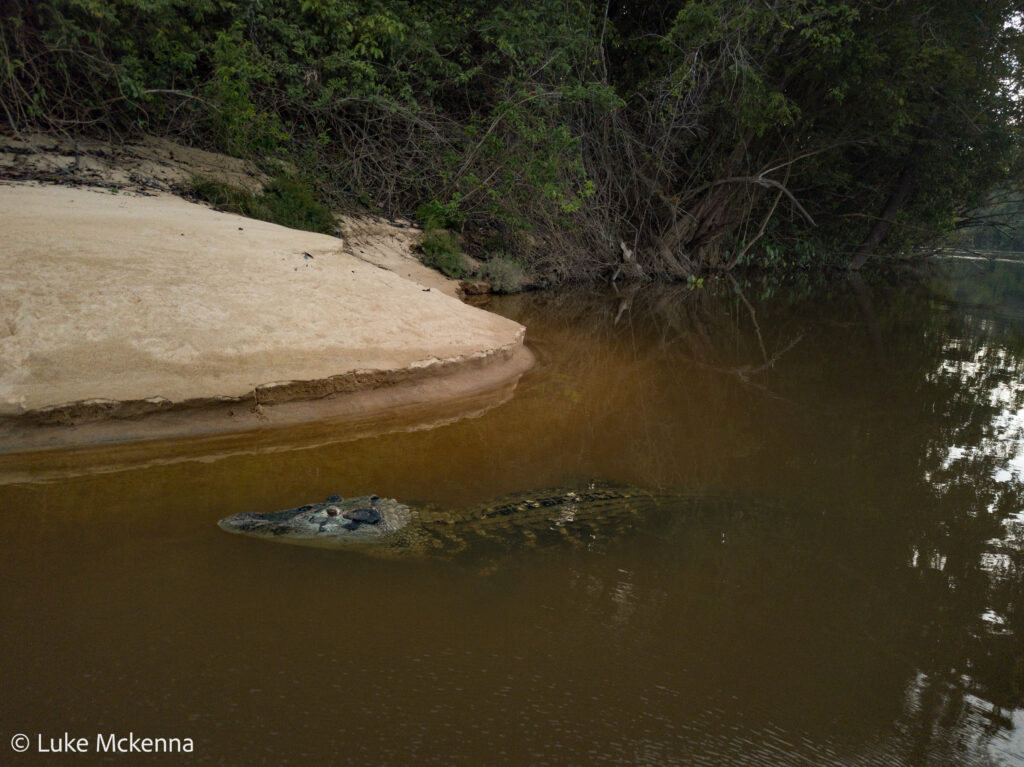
415, 198, 465, 232
187, 175, 336, 235
188, 176, 252, 211
259, 177, 336, 235
478, 255, 527, 293
420, 230, 466, 278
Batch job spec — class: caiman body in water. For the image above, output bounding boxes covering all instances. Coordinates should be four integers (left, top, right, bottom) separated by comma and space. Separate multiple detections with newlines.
218, 484, 728, 556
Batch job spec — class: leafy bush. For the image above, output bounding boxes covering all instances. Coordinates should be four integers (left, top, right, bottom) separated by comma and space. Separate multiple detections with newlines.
259, 177, 336, 235
188, 175, 335, 235
478, 255, 527, 293
419, 230, 466, 278
188, 176, 253, 212
415, 198, 465, 232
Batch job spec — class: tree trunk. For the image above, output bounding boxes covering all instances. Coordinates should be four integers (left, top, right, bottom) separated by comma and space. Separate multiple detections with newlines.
847, 164, 916, 270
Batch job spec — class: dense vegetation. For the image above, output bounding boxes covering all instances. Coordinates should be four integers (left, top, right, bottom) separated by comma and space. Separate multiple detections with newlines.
2, 1, 1022, 281
188, 174, 337, 234
950, 191, 1024, 253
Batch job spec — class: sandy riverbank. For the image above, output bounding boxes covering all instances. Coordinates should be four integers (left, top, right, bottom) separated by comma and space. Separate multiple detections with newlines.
0, 177, 531, 452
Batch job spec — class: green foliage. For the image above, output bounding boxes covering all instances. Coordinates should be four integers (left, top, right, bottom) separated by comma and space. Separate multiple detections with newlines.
2, 0, 1021, 279
731, 241, 843, 272
188, 175, 336, 234
188, 176, 252, 211
260, 177, 337, 234
415, 198, 465, 232
204, 27, 289, 157
419, 230, 466, 279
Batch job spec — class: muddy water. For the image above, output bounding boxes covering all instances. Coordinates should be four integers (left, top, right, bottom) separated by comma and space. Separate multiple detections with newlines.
2, 264, 1024, 766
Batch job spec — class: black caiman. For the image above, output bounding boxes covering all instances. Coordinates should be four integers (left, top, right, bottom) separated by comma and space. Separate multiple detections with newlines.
217, 483, 751, 558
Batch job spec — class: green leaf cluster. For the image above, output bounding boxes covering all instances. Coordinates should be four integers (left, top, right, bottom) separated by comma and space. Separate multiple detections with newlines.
188, 174, 336, 234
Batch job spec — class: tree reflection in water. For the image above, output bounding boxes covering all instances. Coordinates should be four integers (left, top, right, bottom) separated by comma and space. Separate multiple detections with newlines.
494, 263, 1024, 764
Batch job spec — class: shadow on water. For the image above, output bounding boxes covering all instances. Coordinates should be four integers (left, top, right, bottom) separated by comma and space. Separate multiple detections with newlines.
2, 262, 1024, 765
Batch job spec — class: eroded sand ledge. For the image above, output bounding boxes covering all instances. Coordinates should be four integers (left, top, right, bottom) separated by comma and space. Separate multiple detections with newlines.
0, 181, 531, 452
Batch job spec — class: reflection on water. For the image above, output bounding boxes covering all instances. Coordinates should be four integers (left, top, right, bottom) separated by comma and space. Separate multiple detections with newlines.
2, 262, 1024, 765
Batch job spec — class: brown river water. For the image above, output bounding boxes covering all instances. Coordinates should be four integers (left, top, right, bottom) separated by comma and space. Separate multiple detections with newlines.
2, 262, 1024, 766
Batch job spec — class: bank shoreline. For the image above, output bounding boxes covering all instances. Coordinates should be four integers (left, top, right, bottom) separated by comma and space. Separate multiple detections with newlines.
0, 343, 535, 456
0, 143, 533, 453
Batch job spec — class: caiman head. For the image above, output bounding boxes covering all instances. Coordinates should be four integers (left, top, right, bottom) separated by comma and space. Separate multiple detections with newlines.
217, 494, 413, 547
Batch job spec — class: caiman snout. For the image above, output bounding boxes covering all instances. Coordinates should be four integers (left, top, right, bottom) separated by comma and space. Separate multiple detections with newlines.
218, 493, 409, 545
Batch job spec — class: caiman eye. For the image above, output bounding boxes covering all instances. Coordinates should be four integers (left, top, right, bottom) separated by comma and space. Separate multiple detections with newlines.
343, 507, 382, 525
326, 507, 340, 517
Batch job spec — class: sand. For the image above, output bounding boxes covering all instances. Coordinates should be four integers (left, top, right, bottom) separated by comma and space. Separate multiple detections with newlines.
0, 181, 530, 450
